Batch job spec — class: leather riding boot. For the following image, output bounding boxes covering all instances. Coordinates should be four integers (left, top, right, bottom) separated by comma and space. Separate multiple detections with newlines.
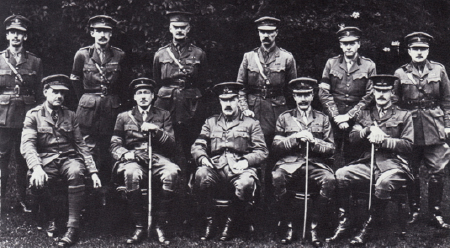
57, 227, 78, 247
201, 216, 214, 241
350, 215, 374, 245
428, 175, 450, 229
407, 178, 421, 224
126, 190, 145, 244
310, 195, 328, 247
220, 216, 234, 241
281, 221, 293, 244
350, 199, 387, 245
155, 190, 175, 244
326, 182, 351, 242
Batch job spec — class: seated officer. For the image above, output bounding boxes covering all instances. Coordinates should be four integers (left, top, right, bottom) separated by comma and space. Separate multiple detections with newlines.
20, 74, 102, 247
192, 82, 268, 241
272, 78, 335, 246
110, 78, 180, 245
327, 75, 414, 245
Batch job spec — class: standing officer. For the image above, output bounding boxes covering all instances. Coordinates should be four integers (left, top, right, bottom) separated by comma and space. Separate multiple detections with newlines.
21, 74, 101, 247
318, 27, 376, 167
327, 75, 414, 244
192, 82, 268, 241
0, 15, 43, 213
153, 11, 208, 181
394, 32, 450, 229
271, 78, 335, 246
110, 78, 180, 245
236, 16, 297, 145
70, 15, 126, 184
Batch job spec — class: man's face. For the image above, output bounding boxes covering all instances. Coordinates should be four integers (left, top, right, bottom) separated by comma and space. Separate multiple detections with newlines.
374, 88, 393, 107
134, 88, 154, 108
220, 96, 239, 117
340, 41, 360, 59
90, 28, 112, 46
169, 23, 190, 40
293, 92, 313, 111
259, 29, 278, 47
408, 47, 429, 63
6, 29, 27, 47
44, 88, 66, 107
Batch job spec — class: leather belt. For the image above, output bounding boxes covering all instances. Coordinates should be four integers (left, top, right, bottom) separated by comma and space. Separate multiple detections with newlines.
167, 78, 193, 89
248, 87, 283, 99
404, 100, 439, 110
84, 85, 110, 97
1, 86, 34, 96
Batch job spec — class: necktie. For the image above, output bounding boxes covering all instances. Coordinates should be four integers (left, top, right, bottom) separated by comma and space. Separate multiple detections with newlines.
379, 108, 385, 118
51, 110, 58, 122
301, 111, 308, 124
142, 111, 148, 121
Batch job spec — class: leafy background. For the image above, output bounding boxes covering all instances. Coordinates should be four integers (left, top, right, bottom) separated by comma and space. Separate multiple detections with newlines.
1, 0, 450, 85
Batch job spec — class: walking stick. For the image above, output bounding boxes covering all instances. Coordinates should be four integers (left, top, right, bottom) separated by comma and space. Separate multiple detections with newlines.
368, 143, 375, 211
302, 141, 310, 240
147, 132, 153, 237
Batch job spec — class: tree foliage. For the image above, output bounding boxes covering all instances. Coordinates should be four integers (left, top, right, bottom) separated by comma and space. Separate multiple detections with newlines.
1, 0, 449, 83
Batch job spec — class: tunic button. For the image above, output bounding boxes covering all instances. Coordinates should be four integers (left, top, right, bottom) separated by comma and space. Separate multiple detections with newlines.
346, 84, 350, 87
418, 86, 423, 90
58, 151, 62, 154
347, 73, 350, 76
345, 105, 349, 108
420, 79, 423, 81
345, 94, 349, 97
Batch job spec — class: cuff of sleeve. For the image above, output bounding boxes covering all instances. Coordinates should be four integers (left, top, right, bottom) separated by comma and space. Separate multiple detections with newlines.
382, 138, 395, 150
116, 147, 129, 159
242, 154, 255, 167
360, 127, 370, 138
84, 156, 99, 174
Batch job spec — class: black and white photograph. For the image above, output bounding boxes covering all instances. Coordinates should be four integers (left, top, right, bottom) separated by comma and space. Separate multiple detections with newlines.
1, 0, 450, 247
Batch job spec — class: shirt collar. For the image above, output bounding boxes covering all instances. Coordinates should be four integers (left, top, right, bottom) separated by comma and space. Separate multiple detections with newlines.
260, 43, 277, 54
377, 102, 392, 113
297, 106, 311, 117
137, 105, 151, 115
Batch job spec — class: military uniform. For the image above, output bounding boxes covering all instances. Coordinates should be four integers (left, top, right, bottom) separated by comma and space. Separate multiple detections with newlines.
0, 15, 43, 213
394, 33, 450, 228
270, 77, 335, 245
70, 15, 126, 182
153, 40, 207, 170
237, 45, 297, 143
20, 75, 98, 247
110, 78, 180, 244
319, 27, 376, 166
328, 75, 413, 245
192, 82, 268, 241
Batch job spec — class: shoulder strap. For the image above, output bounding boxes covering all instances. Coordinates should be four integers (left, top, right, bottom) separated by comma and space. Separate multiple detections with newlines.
93, 61, 111, 84
1, 53, 24, 83
166, 47, 184, 70
253, 51, 269, 84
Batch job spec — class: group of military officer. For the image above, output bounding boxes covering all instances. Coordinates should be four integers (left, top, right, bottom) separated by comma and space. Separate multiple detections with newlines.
0, 9, 450, 248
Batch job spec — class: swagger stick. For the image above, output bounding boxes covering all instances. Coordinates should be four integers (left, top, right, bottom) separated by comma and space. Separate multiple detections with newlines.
368, 143, 375, 211
302, 141, 310, 239
147, 132, 153, 237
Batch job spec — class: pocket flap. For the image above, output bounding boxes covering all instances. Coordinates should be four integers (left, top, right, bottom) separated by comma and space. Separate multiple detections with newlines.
0, 95, 10, 105
270, 66, 286, 72
79, 96, 96, 108
124, 124, 139, 131
311, 126, 323, 132
428, 76, 441, 83
400, 79, 413, 85
183, 88, 202, 99
37, 127, 53, 133
330, 69, 343, 79
0, 69, 12, 75
234, 131, 249, 138
353, 73, 368, 80
157, 87, 175, 99
385, 121, 403, 127
430, 108, 444, 117
23, 95, 36, 105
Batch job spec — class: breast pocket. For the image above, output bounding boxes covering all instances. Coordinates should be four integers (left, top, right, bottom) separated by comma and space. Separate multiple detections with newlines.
124, 124, 139, 136
311, 124, 324, 139
429, 108, 446, 140
233, 130, 250, 151
352, 73, 369, 96
268, 64, 286, 86
385, 121, 403, 137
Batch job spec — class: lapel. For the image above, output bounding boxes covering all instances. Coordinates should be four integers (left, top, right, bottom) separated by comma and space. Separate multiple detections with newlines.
90, 45, 102, 65
102, 47, 113, 65
42, 106, 56, 127
131, 107, 144, 125
379, 106, 393, 122
217, 113, 241, 131
339, 57, 348, 73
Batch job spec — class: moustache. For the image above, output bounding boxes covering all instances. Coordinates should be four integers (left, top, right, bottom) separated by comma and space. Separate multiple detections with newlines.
225, 107, 233, 110
176, 32, 184, 35
377, 97, 386, 101
99, 38, 108, 41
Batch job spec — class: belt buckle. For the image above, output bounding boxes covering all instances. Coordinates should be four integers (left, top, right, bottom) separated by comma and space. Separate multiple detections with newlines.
101, 85, 108, 97
179, 79, 186, 89
261, 88, 267, 100
14, 85, 20, 97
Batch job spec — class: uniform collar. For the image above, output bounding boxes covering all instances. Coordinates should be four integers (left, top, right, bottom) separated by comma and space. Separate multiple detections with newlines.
339, 53, 361, 66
